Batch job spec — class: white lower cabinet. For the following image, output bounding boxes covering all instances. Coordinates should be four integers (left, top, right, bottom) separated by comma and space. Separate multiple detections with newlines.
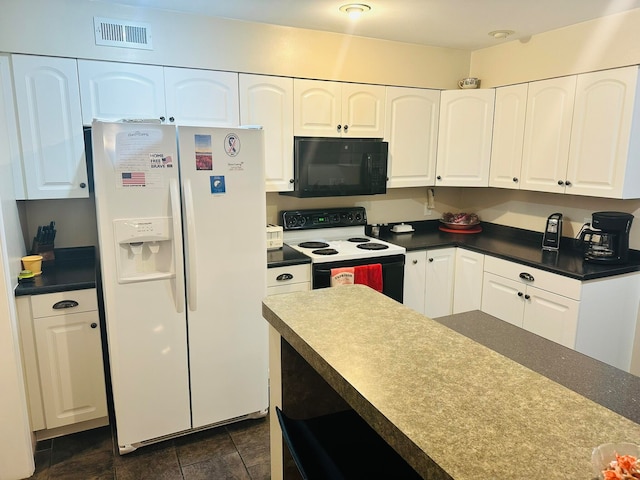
481, 256, 640, 372
17, 289, 108, 437
267, 263, 311, 296
453, 249, 484, 314
403, 247, 461, 319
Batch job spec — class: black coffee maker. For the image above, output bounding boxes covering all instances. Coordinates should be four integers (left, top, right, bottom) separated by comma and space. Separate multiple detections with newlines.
577, 211, 634, 264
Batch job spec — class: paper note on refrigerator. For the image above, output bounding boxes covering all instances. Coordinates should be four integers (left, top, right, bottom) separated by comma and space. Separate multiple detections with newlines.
114, 129, 168, 188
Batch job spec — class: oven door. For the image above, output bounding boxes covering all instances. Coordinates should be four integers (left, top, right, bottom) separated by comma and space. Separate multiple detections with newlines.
312, 254, 404, 303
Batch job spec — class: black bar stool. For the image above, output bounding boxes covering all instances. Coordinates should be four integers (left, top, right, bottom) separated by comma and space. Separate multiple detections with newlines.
275, 407, 422, 479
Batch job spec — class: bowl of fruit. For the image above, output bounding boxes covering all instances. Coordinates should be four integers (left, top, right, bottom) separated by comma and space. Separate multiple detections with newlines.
439, 212, 480, 230
591, 443, 640, 479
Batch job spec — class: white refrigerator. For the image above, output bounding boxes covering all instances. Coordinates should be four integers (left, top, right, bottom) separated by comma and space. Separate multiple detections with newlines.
92, 121, 268, 454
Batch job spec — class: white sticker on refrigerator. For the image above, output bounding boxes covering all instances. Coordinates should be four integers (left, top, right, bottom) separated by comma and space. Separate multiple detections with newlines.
115, 129, 167, 188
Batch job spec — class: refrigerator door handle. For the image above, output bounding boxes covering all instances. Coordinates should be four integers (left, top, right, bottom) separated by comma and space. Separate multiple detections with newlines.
170, 178, 185, 313
183, 179, 198, 311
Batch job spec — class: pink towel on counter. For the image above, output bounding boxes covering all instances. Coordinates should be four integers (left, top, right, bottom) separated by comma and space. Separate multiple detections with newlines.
354, 264, 383, 293
330, 267, 355, 286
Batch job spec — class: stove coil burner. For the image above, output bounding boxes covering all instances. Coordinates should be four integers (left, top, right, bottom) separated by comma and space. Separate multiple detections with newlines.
312, 248, 339, 255
357, 243, 389, 251
299, 241, 330, 249
347, 237, 370, 243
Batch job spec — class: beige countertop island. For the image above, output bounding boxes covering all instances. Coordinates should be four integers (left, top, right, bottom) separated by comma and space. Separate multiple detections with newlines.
262, 285, 640, 479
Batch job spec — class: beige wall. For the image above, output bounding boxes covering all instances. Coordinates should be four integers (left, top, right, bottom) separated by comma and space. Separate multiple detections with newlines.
0, 0, 469, 89
470, 8, 640, 87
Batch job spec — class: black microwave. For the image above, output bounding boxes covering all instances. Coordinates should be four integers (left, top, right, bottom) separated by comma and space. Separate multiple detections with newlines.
281, 137, 388, 198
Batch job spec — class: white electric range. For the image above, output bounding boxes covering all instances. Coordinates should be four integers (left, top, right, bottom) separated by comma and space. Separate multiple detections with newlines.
280, 207, 406, 301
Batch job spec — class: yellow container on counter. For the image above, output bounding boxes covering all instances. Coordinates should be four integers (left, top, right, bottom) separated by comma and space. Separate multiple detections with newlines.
21, 255, 43, 275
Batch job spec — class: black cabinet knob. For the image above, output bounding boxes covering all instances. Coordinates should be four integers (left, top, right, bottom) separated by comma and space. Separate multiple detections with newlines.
412, 259, 418, 265
428, 258, 434, 262
513, 177, 518, 183
557, 180, 564, 186
289, 178, 295, 184
169, 116, 175, 123
565, 180, 572, 186
436, 175, 442, 181
337, 124, 342, 131
517, 291, 524, 297
160, 116, 165, 122
80, 182, 86, 188
90, 322, 98, 328
343, 125, 349, 132
524, 294, 531, 300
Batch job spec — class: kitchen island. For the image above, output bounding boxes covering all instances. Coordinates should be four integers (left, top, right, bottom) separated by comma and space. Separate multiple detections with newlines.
263, 285, 640, 479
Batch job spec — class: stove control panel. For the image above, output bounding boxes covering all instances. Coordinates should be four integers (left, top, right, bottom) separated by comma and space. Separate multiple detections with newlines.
280, 207, 367, 230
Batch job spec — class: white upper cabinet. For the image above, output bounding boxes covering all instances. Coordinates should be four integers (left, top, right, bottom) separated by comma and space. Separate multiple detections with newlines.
520, 76, 577, 193
566, 66, 640, 199
435, 89, 495, 187
294, 79, 385, 137
164, 67, 239, 126
489, 83, 528, 189
12, 55, 88, 199
385, 86, 440, 188
239, 74, 294, 192
78, 60, 166, 124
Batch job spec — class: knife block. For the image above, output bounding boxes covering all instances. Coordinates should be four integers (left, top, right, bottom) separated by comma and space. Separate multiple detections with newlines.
31, 240, 55, 264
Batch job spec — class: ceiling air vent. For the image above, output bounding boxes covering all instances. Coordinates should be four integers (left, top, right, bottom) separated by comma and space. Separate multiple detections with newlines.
94, 17, 153, 50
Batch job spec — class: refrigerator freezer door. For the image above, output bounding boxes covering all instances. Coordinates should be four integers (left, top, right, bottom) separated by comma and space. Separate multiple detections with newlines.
92, 121, 191, 449
177, 126, 268, 428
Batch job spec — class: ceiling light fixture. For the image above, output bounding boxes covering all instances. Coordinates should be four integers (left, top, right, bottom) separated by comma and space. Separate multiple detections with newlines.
488, 30, 515, 40
339, 3, 371, 20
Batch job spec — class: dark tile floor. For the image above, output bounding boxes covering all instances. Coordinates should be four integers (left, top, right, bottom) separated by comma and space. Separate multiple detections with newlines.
28, 416, 270, 480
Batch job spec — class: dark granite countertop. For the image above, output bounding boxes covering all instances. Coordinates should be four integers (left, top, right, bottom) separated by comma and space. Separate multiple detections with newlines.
263, 286, 640, 479
15, 246, 97, 296
267, 244, 311, 269
372, 220, 640, 280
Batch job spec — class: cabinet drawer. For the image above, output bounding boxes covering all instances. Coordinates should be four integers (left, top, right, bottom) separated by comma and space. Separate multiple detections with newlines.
267, 264, 311, 288
483, 256, 581, 300
31, 289, 98, 318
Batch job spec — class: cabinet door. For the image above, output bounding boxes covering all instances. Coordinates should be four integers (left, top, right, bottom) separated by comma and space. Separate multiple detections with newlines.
78, 60, 165, 124
403, 251, 426, 314
522, 287, 579, 348
341, 83, 385, 137
293, 79, 341, 136
240, 74, 294, 192
34, 311, 108, 429
0, 55, 25, 199
520, 76, 576, 193
12, 55, 88, 199
435, 89, 495, 187
481, 272, 524, 327
165, 67, 239, 126
453, 249, 484, 314
385, 87, 439, 188
424, 248, 455, 318
567, 67, 640, 199
489, 84, 528, 189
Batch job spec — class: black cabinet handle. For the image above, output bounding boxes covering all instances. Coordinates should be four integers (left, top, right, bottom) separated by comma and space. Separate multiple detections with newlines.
52, 300, 79, 309
276, 273, 294, 281
519, 272, 534, 282
90, 322, 97, 329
